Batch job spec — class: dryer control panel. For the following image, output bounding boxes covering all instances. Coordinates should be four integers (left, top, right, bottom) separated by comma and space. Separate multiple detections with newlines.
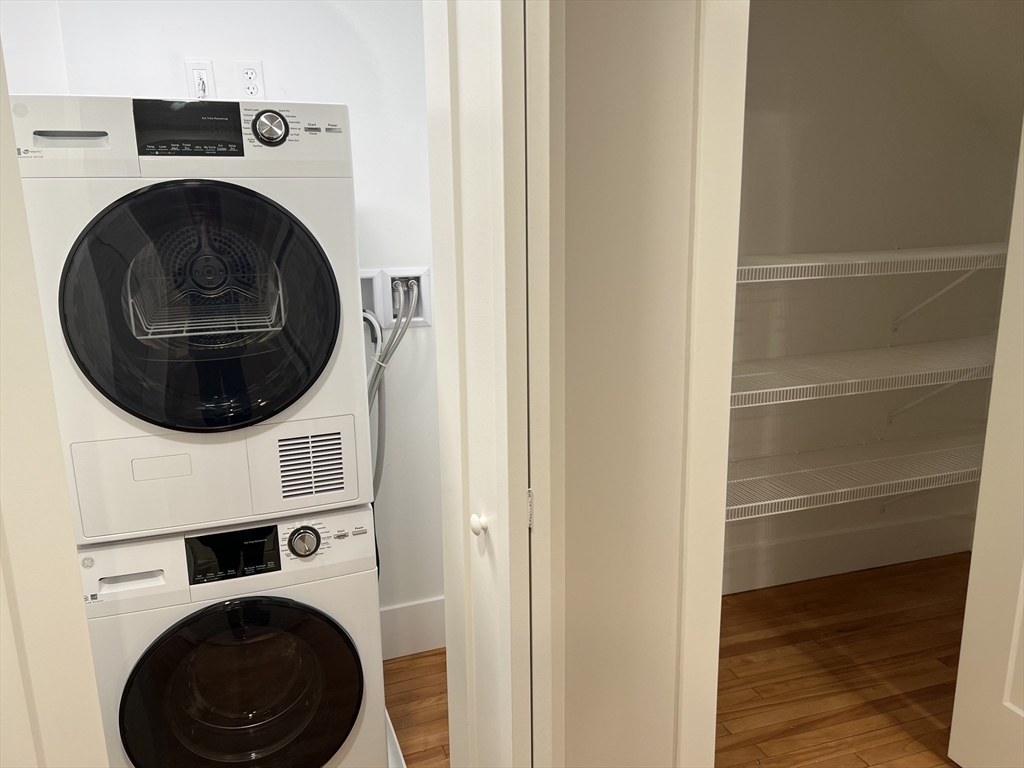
134, 99, 245, 156
10, 94, 353, 178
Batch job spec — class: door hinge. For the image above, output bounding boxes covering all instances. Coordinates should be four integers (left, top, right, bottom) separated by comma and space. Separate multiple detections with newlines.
527, 488, 534, 530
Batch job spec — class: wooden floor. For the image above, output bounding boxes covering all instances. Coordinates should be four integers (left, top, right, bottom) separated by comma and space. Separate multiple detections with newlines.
717, 553, 970, 768
383, 647, 450, 767
383, 553, 970, 768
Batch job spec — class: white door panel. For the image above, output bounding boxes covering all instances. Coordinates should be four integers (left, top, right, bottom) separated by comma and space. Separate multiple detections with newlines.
424, 1, 532, 765
948, 131, 1024, 768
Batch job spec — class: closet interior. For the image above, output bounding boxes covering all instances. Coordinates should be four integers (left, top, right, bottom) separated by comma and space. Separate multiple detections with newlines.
722, 0, 1023, 595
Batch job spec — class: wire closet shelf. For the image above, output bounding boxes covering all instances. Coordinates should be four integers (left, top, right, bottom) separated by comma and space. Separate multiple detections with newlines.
726, 430, 985, 521
731, 335, 996, 409
736, 242, 1007, 283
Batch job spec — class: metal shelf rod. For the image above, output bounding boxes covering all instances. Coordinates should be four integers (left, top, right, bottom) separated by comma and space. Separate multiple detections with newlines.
891, 255, 999, 332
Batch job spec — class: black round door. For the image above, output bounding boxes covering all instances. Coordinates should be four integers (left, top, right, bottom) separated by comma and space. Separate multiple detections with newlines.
60, 180, 340, 432
120, 597, 364, 768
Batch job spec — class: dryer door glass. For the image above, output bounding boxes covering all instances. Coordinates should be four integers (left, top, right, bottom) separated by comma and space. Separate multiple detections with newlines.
60, 180, 340, 432
120, 596, 364, 768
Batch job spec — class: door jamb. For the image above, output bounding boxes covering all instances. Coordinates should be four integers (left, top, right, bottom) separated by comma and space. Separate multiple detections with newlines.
523, 2, 751, 765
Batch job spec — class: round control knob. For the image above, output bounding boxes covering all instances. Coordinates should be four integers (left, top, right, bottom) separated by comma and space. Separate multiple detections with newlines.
288, 526, 321, 558
252, 110, 289, 146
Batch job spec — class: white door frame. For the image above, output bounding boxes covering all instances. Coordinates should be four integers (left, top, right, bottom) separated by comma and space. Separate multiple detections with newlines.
432, 5, 1024, 767
427, 1, 750, 765
423, 1, 533, 765
674, 4, 751, 763
523, 2, 565, 765
523, 2, 749, 766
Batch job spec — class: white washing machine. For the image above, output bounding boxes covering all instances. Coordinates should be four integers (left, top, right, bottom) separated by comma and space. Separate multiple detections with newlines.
81, 505, 386, 767
11, 96, 387, 766
11, 95, 373, 545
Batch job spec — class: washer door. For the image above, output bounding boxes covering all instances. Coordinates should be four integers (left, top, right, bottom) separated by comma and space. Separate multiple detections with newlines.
60, 180, 340, 432
120, 597, 364, 768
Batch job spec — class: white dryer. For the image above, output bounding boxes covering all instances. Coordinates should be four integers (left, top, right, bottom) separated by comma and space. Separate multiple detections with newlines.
81, 505, 386, 767
11, 95, 373, 544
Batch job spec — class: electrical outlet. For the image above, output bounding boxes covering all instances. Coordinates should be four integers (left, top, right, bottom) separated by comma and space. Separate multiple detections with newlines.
236, 60, 266, 100
185, 60, 216, 99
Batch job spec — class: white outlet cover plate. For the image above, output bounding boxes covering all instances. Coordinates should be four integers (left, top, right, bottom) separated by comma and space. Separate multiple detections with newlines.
185, 60, 216, 99
236, 59, 266, 100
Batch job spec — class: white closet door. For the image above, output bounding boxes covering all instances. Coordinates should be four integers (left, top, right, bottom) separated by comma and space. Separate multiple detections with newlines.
424, 1, 532, 766
948, 132, 1024, 768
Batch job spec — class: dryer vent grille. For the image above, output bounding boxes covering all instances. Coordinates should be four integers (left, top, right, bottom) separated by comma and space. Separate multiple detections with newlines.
278, 432, 345, 499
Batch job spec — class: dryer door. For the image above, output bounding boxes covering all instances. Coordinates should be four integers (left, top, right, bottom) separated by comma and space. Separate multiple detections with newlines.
119, 596, 364, 768
60, 179, 340, 432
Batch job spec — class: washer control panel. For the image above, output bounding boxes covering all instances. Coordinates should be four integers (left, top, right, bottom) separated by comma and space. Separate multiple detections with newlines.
185, 525, 281, 585
278, 509, 372, 565
179, 507, 374, 585
78, 505, 376, 619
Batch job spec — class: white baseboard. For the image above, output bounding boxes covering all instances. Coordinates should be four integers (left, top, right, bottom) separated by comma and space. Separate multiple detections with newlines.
723, 511, 975, 595
379, 595, 446, 659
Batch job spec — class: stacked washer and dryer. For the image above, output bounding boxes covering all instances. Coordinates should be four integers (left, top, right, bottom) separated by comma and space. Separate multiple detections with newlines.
11, 95, 387, 768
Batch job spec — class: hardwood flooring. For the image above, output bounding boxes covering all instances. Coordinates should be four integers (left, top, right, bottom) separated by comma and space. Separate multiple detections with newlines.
716, 552, 970, 768
383, 647, 450, 767
382, 553, 969, 768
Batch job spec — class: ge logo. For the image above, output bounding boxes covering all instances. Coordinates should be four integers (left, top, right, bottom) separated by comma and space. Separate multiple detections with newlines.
81, 557, 95, 569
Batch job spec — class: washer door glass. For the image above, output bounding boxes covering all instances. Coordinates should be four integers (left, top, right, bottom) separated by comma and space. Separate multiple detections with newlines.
61, 180, 340, 432
120, 597, 364, 768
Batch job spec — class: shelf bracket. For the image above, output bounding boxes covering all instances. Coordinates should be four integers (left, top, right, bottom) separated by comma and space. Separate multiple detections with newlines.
892, 256, 997, 332
887, 381, 959, 423
879, 489, 925, 513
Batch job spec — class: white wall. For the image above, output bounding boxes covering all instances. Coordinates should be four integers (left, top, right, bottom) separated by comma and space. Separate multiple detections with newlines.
726, 0, 1024, 593
739, 0, 1022, 257
0, 0, 444, 657
1, 46, 109, 768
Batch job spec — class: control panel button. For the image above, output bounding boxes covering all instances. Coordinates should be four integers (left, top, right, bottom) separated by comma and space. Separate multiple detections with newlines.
252, 110, 289, 146
287, 526, 321, 558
